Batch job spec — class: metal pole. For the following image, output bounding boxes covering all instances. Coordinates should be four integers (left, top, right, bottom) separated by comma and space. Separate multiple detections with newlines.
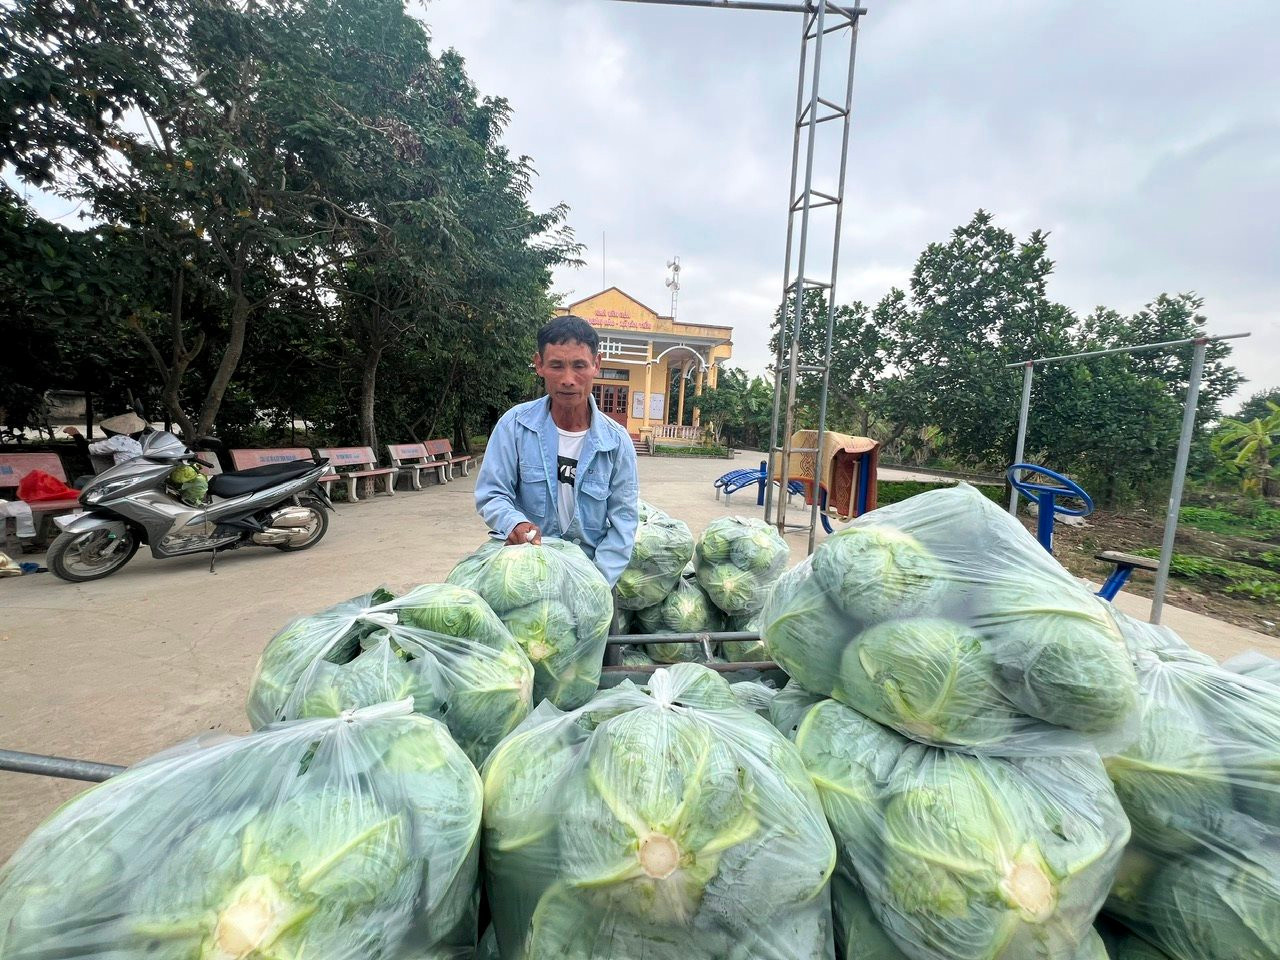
1006, 332, 1250, 369
806, 11, 859, 554
0, 748, 124, 782
764, 6, 813, 525
776, 1, 827, 537
1150, 338, 1206, 624
1008, 360, 1034, 514
608, 630, 761, 645
610, 0, 867, 14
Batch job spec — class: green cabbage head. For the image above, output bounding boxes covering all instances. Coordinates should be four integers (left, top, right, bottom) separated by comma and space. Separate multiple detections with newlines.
617, 511, 695, 611
448, 538, 612, 709
694, 516, 788, 616
481, 663, 836, 959
812, 524, 942, 621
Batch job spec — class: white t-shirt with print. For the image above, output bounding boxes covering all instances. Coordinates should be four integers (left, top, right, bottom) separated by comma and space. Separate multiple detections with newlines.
556, 427, 587, 532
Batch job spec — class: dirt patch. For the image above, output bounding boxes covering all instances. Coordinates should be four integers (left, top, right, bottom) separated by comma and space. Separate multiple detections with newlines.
1033, 507, 1280, 639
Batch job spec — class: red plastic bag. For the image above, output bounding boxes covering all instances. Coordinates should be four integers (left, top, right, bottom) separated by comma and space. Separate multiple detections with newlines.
17, 470, 78, 503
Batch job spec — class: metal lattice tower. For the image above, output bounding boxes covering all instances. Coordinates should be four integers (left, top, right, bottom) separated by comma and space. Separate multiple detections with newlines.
611, 0, 867, 554
764, 2, 863, 553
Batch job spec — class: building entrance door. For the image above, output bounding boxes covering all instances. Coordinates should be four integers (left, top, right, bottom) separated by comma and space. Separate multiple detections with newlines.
591, 384, 630, 430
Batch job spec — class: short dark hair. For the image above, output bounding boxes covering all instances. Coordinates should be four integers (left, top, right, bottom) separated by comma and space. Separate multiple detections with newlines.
538, 315, 598, 356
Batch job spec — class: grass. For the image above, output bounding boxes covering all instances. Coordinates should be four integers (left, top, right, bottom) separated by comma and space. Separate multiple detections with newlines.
876, 479, 1003, 507
1178, 505, 1280, 540
654, 444, 732, 458
1132, 548, 1280, 603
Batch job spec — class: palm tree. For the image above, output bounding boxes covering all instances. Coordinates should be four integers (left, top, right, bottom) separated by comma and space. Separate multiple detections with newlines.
1213, 402, 1280, 496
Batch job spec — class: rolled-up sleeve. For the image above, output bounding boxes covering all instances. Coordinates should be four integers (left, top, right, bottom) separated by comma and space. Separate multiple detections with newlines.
475, 414, 528, 539
591, 441, 640, 586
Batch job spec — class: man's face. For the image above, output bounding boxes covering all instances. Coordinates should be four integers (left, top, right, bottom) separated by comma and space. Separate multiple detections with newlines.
534, 340, 600, 406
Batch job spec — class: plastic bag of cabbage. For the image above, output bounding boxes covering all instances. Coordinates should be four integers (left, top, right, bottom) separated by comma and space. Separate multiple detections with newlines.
1098, 625, 1280, 960
694, 515, 789, 616
773, 688, 1129, 960
481, 663, 837, 959
616, 501, 695, 610
1224, 649, 1280, 686
762, 484, 1138, 751
633, 574, 723, 662
0, 701, 482, 960
448, 537, 613, 709
247, 583, 533, 765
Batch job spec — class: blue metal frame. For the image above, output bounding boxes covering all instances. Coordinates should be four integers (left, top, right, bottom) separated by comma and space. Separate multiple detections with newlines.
1006, 463, 1094, 553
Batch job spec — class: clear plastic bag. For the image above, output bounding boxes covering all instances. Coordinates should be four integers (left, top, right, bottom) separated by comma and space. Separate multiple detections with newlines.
694, 516, 789, 617
633, 575, 724, 662
247, 583, 534, 765
722, 609, 768, 663
762, 485, 1139, 751
0, 701, 483, 960
1099, 640, 1280, 960
1224, 650, 1280, 686
481, 663, 837, 959
616, 501, 695, 611
447, 537, 613, 709
773, 689, 1130, 960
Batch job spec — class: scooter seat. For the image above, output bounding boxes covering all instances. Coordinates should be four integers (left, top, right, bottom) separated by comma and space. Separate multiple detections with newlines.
208, 460, 318, 498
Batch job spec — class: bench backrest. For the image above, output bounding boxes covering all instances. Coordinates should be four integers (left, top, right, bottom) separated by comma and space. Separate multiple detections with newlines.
0, 452, 70, 491
423, 438, 456, 460
229, 448, 314, 471
317, 446, 378, 470
387, 442, 427, 464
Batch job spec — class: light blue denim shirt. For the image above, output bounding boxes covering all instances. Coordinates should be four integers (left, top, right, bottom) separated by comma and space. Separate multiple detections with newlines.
475, 395, 640, 586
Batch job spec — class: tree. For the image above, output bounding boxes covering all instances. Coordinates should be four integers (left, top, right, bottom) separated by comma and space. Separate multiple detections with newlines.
1236, 387, 1280, 423
768, 288, 885, 436
695, 368, 775, 449
1212, 403, 1280, 496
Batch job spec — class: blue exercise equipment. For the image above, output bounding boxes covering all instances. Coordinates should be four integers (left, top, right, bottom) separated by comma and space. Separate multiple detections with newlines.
1006, 463, 1094, 554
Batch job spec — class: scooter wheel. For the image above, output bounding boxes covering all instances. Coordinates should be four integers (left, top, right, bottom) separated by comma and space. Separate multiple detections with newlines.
274, 498, 329, 552
47, 528, 140, 582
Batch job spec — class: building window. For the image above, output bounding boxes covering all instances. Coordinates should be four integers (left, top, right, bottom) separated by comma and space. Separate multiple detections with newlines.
596, 367, 630, 382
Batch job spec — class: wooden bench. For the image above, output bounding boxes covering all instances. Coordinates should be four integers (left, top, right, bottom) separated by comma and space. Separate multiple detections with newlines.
1095, 550, 1160, 600
0, 452, 81, 544
386, 443, 447, 490
424, 438, 472, 482
316, 446, 395, 502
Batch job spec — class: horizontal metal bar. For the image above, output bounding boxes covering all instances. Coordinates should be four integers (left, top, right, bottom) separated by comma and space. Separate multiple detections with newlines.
603, 660, 780, 674
792, 277, 832, 288
797, 364, 828, 372
1005, 332, 1251, 368
791, 195, 840, 210
0, 748, 124, 783
610, 0, 867, 15
608, 631, 761, 646
787, 446, 820, 453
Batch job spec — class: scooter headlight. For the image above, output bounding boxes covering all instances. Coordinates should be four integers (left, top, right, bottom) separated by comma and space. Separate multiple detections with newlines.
84, 477, 138, 503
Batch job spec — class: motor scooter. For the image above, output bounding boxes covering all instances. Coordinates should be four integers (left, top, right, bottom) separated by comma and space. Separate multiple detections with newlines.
47, 429, 332, 582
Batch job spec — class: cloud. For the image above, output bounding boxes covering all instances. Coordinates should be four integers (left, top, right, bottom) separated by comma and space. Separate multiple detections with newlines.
378, 2, 1280, 407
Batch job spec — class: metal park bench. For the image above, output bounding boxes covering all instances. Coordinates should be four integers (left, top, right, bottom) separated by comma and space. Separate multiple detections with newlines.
714, 461, 805, 506
386, 443, 448, 490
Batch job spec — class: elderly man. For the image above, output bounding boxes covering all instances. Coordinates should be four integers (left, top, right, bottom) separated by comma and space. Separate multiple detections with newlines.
474, 315, 639, 586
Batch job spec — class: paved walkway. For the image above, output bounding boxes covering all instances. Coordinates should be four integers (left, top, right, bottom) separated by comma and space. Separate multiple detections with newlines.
0, 450, 1273, 858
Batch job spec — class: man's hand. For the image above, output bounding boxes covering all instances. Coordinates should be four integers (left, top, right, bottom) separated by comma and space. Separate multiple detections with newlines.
61, 426, 81, 437
506, 522, 542, 546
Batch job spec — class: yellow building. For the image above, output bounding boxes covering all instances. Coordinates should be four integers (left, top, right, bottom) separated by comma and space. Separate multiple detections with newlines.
555, 288, 733, 442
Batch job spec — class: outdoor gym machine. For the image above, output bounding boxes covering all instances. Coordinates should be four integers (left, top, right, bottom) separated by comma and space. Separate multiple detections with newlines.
1006, 332, 1250, 624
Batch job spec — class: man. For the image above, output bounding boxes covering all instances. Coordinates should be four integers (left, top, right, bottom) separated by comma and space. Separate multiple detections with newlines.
475, 315, 639, 586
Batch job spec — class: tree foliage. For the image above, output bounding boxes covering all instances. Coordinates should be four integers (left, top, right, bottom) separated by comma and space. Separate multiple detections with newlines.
0, 0, 578, 449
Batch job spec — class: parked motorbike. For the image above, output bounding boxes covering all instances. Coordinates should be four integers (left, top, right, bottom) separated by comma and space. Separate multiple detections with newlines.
47, 429, 333, 582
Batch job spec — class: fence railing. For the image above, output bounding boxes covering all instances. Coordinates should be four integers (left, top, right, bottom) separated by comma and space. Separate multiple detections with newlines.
651, 424, 701, 442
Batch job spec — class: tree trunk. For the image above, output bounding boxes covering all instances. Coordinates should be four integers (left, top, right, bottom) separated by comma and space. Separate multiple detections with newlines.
196, 256, 250, 438
359, 344, 382, 452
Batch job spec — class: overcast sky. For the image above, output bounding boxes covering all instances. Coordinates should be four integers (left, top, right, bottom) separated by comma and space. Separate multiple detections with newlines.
417, 0, 1278, 411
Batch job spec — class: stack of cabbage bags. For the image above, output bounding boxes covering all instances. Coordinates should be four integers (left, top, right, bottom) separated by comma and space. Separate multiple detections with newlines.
448, 537, 613, 709
772, 688, 1128, 960
0, 701, 483, 959
615, 500, 695, 611
762, 484, 1139, 750
1099, 613, 1280, 960
633, 573, 724, 662
481, 663, 837, 959
694, 515, 789, 618
247, 583, 534, 765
